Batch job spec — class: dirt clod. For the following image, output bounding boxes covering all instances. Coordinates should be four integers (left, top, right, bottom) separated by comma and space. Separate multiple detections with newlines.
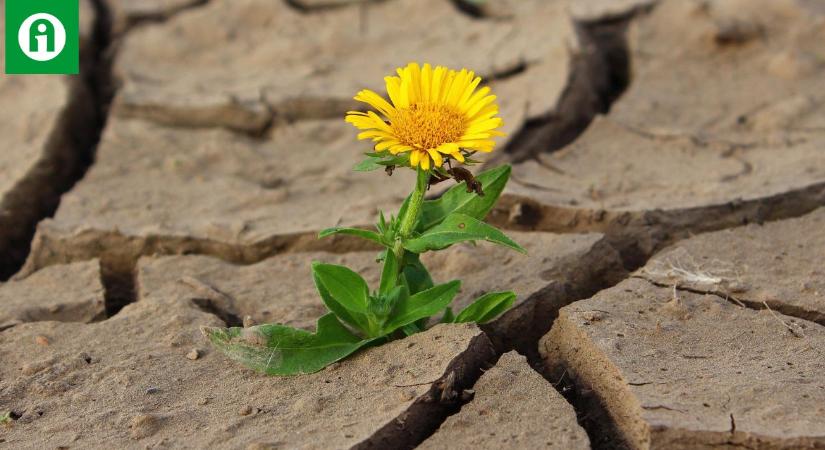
421, 352, 589, 449
542, 277, 825, 449
0, 261, 105, 329
129, 414, 160, 440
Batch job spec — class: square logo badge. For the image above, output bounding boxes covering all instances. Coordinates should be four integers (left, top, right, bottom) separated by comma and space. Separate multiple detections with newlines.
5, 0, 79, 74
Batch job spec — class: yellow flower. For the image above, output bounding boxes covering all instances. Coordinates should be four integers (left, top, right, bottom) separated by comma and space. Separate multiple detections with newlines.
346, 63, 505, 170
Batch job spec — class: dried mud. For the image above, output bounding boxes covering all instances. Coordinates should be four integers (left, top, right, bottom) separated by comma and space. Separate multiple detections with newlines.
2, 0, 825, 448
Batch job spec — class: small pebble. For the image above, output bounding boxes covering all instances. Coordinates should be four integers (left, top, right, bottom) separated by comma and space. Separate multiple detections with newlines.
186, 349, 200, 360
145, 387, 160, 395
461, 389, 475, 402
34, 336, 49, 346
239, 406, 253, 416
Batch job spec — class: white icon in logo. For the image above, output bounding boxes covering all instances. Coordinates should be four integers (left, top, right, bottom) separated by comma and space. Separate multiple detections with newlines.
18, 13, 67, 62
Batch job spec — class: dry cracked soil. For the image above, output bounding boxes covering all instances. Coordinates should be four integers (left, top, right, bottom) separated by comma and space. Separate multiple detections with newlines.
1, 0, 825, 448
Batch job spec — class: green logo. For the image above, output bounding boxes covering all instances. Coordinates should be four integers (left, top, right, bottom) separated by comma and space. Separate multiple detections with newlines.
4, 0, 79, 74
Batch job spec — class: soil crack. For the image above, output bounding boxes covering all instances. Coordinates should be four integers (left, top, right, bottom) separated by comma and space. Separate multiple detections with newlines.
179, 276, 244, 327
351, 330, 497, 450
497, 10, 637, 164
634, 274, 825, 328
112, 0, 211, 34
23, 226, 381, 316
0, 0, 114, 281
283, 0, 385, 14
536, 357, 631, 450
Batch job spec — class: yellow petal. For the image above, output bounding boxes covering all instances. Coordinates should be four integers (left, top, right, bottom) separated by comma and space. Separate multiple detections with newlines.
431, 66, 447, 103
466, 118, 503, 134
439, 70, 457, 103
468, 107, 500, 124
421, 63, 432, 103
420, 152, 431, 170
357, 130, 394, 140
462, 86, 491, 112
458, 139, 496, 148
376, 140, 401, 151
390, 145, 413, 154
460, 140, 496, 152
427, 149, 443, 167
457, 75, 482, 110
436, 142, 460, 154
398, 71, 411, 108
451, 151, 465, 163
446, 69, 469, 106
459, 133, 492, 140
354, 89, 396, 117
346, 113, 389, 132
367, 111, 392, 129
467, 95, 497, 118
385, 76, 402, 107
410, 149, 421, 167
407, 62, 422, 104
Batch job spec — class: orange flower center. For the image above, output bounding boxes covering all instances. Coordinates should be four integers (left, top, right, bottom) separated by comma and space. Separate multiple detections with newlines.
390, 103, 467, 150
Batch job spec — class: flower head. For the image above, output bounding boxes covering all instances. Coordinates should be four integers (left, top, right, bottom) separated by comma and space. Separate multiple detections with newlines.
346, 63, 505, 170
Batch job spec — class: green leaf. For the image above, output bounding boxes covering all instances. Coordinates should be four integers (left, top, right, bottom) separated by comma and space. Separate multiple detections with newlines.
378, 154, 411, 168
367, 284, 406, 332
401, 252, 434, 294
441, 307, 456, 323
401, 322, 422, 336
354, 156, 383, 172
379, 250, 399, 294
203, 314, 375, 375
403, 213, 526, 254
312, 263, 371, 333
377, 211, 388, 234
312, 263, 370, 313
418, 165, 511, 231
355, 154, 410, 172
382, 280, 461, 334
318, 227, 384, 246
454, 292, 516, 324
393, 192, 413, 234
376, 158, 408, 167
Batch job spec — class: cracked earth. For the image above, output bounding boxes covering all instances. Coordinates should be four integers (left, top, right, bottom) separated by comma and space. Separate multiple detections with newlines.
1, 0, 824, 448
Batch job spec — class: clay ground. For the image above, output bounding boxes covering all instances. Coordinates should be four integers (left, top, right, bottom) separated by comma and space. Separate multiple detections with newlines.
1, 0, 825, 448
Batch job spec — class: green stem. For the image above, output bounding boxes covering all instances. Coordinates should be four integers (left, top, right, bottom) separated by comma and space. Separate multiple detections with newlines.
393, 168, 429, 261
